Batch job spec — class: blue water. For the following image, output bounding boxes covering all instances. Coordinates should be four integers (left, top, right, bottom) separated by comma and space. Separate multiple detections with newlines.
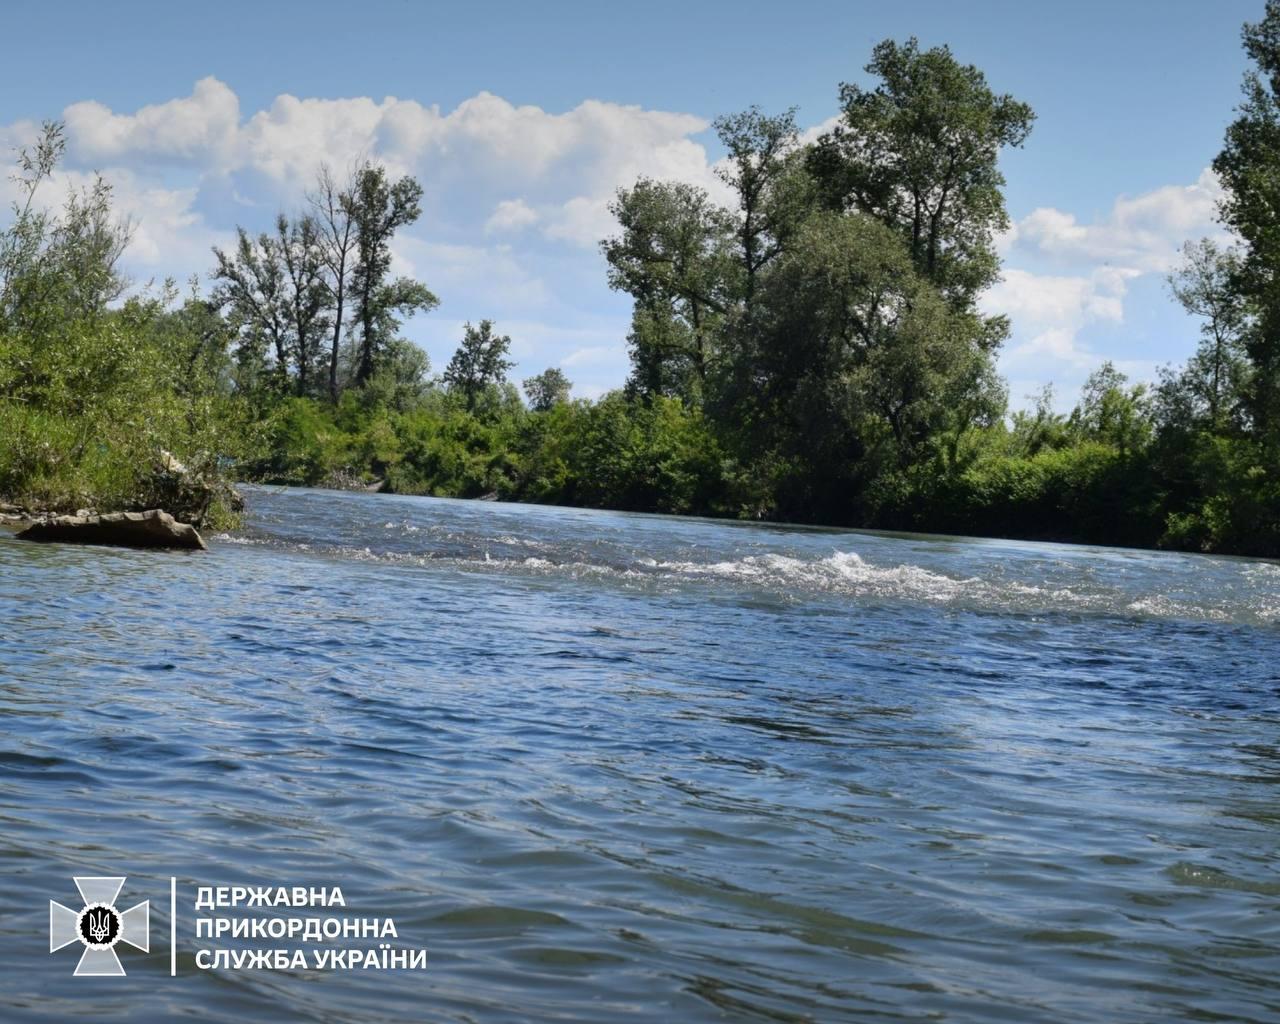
1, 485, 1278, 1022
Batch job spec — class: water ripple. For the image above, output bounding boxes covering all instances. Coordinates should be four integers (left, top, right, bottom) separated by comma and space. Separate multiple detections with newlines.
1, 486, 1277, 1022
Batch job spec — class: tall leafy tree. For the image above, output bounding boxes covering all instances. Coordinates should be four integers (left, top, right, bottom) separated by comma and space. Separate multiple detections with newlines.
0, 122, 131, 336
523, 367, 572, 411
808, 38, 1033, 312
1069, 362, 1153, 458
602, 179, 733, 401
278, 214, 330, 398
443, 319, 514, 412
1213, 0, 1280, 437
740, 210, 1003, 512
348, 165, 438, 387
213, 214, 334, 398
1167, 239, 1251, 431
712, 107, 801, 319
212, 227, 290, 394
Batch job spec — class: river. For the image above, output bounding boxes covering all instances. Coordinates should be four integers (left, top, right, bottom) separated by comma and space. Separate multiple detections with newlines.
1, 485, 1277, 1022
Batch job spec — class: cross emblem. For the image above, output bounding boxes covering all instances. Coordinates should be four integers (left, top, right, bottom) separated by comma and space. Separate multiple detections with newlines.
49, 876, 149, 976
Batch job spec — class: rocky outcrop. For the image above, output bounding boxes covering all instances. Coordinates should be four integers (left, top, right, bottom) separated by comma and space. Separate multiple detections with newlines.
0, 503, 31, 526
15, 510, 207, 550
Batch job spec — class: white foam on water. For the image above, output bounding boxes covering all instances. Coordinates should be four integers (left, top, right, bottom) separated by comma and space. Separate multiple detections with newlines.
212, 522, 1280, 627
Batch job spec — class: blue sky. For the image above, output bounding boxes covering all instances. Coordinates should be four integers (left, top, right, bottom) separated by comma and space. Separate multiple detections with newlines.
0, 0, 1260, 406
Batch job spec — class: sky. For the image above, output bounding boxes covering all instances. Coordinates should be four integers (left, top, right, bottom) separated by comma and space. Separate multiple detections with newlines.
0, 0, 1260, 407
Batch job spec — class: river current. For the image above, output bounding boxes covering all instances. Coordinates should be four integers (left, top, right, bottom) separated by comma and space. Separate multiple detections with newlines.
1, 485, 1277, 1022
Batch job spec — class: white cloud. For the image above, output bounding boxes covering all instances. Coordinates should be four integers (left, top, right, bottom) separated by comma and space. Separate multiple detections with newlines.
106, 174, 227, 272
54, 80, 722, 254
989, 169, 1228, 401
1006, 168, 1225, 273
228, 86, 718, 236
64, 77, 240, 169
485, 198, 538, 234
544, 196, 615, 247
985, 267, 1136, 329
798, 113, 842, 146
390, 235, 552, 312
985, 266, 1140, 377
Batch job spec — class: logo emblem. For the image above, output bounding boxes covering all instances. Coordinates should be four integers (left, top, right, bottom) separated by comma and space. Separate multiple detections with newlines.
50, 877, 149, 976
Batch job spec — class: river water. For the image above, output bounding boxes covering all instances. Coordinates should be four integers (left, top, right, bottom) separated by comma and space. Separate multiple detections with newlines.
1, 485, 1278, 1022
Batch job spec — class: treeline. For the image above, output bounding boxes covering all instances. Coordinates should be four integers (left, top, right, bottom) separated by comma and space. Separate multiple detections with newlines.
1, 17, 1278, 554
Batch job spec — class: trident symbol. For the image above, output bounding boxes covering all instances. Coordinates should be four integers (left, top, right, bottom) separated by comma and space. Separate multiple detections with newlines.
87, 909, 112, 944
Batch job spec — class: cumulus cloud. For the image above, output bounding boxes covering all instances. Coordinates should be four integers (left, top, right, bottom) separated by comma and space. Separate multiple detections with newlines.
985, 169, 1228, 398
1006, 168, 1225, 273
103, 174, 228, 272
798, 113, 842, 146
485, 198, 539, 234
390, 235, 552, 312
64, 77, 240, 169
985, 267, 1135, 329
7, 78, 1219, 403
984, 267, 1140, 376
54, 79, 721, 252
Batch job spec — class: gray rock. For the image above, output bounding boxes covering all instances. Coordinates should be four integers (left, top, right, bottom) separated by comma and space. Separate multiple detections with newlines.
15, 509, 207, 550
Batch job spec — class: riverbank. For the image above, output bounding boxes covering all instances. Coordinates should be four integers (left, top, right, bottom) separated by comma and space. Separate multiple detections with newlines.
230, 390, 1280, 561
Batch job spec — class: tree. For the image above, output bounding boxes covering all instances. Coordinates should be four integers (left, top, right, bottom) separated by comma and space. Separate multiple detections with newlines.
443, 320, 514, 412
348, 164, 438, 387
712, 106, 800, 319
602, 179, 734, 402
0, 121, 132, 336
622, 296, 698, 402
1167, 239, 1251, 430
523, 367, 572, 411
309, 164, 359, 403
213, 213, 342, 399
743, 211, 1003, 499
211, 227, 290, 394
1213, 1, 1280, 437
361, 337, 431, 413
808, 38, 1034, 310
278, 214, 330, 397
1069, 362, 1153, 457
1009, 385, 1070, 457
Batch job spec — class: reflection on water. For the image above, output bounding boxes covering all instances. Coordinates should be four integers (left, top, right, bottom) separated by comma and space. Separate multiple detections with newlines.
0, 485, 1277, 1022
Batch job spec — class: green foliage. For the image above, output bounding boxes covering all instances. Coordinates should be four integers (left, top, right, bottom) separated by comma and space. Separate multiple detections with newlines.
522, 367, 572, 412
808, 37, 1034, 307
442, 320, 514, 413
1156, 434, 1280, 554
4, 29, 1278, 559
602, 179, 734, 402
1213, 0, 1280, 437
0, 126, 249, 522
